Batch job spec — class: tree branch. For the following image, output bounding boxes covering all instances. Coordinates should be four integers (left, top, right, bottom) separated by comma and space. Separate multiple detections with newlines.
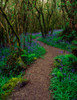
0, 7, 20, 46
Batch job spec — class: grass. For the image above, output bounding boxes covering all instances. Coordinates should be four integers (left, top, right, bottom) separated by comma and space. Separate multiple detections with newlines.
49, 54, 77, 100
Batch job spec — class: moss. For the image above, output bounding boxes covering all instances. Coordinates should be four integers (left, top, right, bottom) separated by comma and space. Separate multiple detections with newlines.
33, 57, 37, 60
1, 90, 12, 100
1, 77, 28, 99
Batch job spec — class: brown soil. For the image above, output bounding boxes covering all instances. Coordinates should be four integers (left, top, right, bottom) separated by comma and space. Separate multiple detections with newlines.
8, 39, 70, 100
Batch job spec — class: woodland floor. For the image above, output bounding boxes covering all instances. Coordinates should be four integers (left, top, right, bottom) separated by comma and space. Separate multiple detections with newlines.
8, 38, 70, 100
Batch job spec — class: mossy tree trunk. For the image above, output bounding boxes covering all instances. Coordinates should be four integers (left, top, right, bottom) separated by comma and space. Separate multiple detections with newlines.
0, 7, 20, 47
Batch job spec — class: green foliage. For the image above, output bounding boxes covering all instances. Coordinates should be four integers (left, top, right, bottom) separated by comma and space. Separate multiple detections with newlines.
4, 55, 23, 76
54, 54, 77, 71
32, 34, 42, 39
0, 49, 27, 77
0, 37, 46, 99
37, 36, 76, 52
62, 30, 77, 42
57, 71, 63, 78
60, 0, 77, 42
49, 54, 77, 100
72, 40, 77, 45
21, 53, 36, 65
0, 48, 10, 58
35, 46, 46, 58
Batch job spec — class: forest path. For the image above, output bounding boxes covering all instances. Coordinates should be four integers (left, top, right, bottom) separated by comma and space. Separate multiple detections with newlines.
9, 38, 70, 100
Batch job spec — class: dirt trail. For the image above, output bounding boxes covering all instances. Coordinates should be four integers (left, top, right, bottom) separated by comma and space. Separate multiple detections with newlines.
9, 39, 70, 100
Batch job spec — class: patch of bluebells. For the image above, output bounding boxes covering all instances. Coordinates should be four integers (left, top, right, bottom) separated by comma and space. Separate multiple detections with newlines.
0, 47, 10, 61
1, 56, 5, 61
32, 32, 42, 35
51, 33, 57, 37
25, 40, 41, 54
39, 31, 73, 52
59, 67, 63, 71
72, 69, 75, 73
49, 31, 51, 35
65, 41, 70, 45
59, 51, 63, 54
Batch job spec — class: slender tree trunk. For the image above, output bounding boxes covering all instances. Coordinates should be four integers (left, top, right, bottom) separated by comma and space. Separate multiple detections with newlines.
6, 21, 11, 47
0, 7, 20, 47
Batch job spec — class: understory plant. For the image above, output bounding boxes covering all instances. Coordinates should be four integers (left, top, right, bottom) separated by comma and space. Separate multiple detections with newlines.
49, 54, 77, 100
0, 76, 28, 100
0, 38, 46, 100
37, 35, 77, 52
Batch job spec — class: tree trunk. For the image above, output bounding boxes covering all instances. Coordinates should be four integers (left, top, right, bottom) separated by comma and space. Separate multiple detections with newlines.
0, 7, 20, 47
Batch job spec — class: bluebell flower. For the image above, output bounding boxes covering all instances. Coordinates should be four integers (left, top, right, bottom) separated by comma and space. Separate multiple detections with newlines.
2, 56, 5, 59
59, 67, 62, 70
61, 63, 63, 66
60, 51, 63, 54
64, 73, 66, 75
72, 69, 75, 72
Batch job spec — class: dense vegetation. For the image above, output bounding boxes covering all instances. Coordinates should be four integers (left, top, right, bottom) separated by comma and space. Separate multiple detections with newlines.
49, 54, 77, 100
0, 0, 77, 99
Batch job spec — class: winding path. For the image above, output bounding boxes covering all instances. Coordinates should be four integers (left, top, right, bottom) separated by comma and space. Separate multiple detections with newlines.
9, 39, 70, 100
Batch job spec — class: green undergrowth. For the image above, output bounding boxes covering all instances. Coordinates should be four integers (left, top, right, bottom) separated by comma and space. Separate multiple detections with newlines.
49, 54, 77, 100
37, 36, 77, 52
0, 37, 46, 100
32, 34, 42, 39
24, 37, 46, 59
0, 75, 28, 100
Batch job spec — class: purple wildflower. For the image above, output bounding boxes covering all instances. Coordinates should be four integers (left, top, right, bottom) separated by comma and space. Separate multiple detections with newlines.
59, 67, 63, 70
64, 73, 66, 75
2, 56, 5, 58
72, 69, 75, 72
60, 51, 63, 54
61, 63, 63, 66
